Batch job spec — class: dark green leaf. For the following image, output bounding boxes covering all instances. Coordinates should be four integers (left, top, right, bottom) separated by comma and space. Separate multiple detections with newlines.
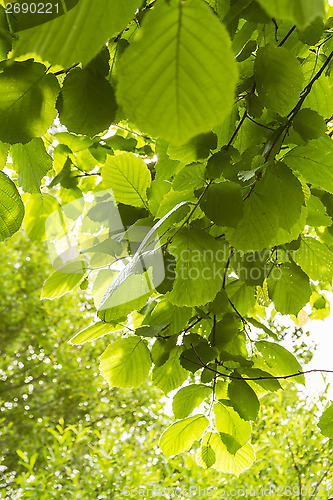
228, 377, 260, 421
57, 67, 116, 136
293, 109, 326, 140
200, 182, 244, 228
267, 262, 311, 315
254, 45, 304, 115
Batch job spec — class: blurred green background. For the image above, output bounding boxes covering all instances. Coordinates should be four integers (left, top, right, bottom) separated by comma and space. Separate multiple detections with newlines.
1, 234, 332, 499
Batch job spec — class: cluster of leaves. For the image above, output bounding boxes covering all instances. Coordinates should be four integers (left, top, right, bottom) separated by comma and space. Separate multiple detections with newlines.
1, 234, 333, 499
2, 0, 333, 473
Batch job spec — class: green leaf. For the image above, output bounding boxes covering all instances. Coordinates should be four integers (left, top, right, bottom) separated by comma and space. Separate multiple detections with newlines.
255, 0, 325, 28
172, 384, 212, 419
57, 67, 116, 136
293, 109, 326, 140
69, 321, 123, 345
0, 61, 59, 144
226, 163, 304, 251
152, 347, 188, 394
219, 331, 249, 365
145, 299, 176, 326
306, 195, 332, 227
173, 163, 206, 192
200, 182, 244, 228
102, 153, 151, 208
99, 337, 151, 388
267, 262, 311, 315
0, 141, 9, 169
11, 1, 80, 31
169, 306, 193, 335
294, 237, 333, 282
96, 271, 152, 323
55, 132, 94, 152
254, 45, 304, 115
180, 341, 218, 373
225, 280, 256, 316
22, 193, 59, 241
233, 250, 269, 286
14, 0, 141, 67
228, 378, 260, 421
159, 415, 209, 459
239, 368, 282, 392
214, 402, 251, 454
284, 136, 333, 195
11, 138, 52, 193
135, 324, 167, 337
199, 433, 255, 475
168, 133, 217, 164
151, 335, 178, 367
155, 139, 183, 181
247, 317, 279, 341
0, 172, 24, 241
41, 261, 86, 299
168, 228, 227, 306
256, 340, 305, 384
318, 403, 333, 438
209, 314, 241, 350
196, 444, 216, 469
156, 188, 193, 219
117, 0, 238, 145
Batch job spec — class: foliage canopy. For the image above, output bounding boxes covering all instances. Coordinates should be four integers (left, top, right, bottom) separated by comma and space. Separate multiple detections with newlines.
2, 0, 333, 474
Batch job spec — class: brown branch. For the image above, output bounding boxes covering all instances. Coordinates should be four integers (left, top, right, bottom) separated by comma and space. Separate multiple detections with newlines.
223, 249, 233, 288
180, 351, 333, 381
278, 25, 296, 47
226, 110, 247, 150
53, 63, 80, 76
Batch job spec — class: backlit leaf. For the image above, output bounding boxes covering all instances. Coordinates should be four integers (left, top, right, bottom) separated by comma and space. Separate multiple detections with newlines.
14, 0, 141, 67
117, 0, 238, 145
318, 403, 333, 438
294, 237, 333, 282
0, 61, 59, 144
256, 341, 305, 384
69, 321, 123, 345
199, 433, 255, 475
255, 0, 325, 28
159, 415, 209, 459
102, 153, 151, 208
173, 384, 212, 419
41, 261, 86, 299
11, 138, 52, 193
168, 228, 227, 306
0, 172, 24, 241
99, 337, 151, 388
267, 262, 311, 316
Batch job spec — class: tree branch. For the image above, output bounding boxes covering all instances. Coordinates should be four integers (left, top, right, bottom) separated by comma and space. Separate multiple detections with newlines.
180, 350, 333, 382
